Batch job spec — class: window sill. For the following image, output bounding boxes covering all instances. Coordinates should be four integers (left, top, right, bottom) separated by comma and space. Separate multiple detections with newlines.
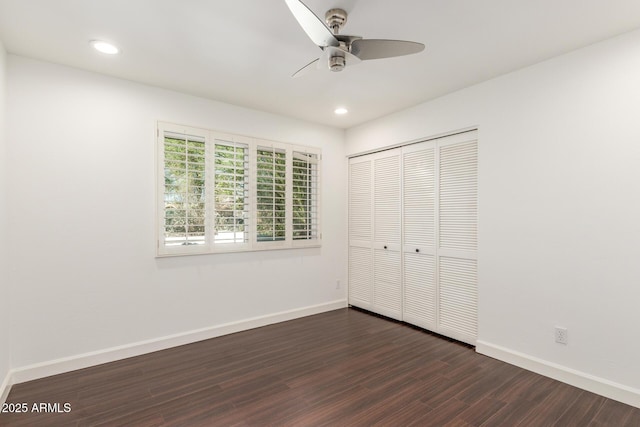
156, 242, 322, 258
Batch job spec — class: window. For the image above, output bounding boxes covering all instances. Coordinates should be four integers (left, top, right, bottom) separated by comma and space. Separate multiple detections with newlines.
162, 132, 206, 247
292, 151, 319, 240
157, 122, 321, 256
214, 140, 249, 244
256, 147, 286, 242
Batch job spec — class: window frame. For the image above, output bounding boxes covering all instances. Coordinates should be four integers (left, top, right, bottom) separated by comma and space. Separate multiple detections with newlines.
292, 150, 320, 242
156, 122, 321, 256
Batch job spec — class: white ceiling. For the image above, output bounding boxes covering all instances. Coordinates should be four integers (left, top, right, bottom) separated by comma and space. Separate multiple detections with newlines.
2, 0, 640, 128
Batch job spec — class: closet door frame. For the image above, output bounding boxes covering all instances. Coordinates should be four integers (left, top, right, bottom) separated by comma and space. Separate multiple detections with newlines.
348, 129, 478, 345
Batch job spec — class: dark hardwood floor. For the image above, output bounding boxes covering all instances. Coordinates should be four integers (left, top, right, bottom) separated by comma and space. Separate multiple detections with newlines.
1, 308, 639, 426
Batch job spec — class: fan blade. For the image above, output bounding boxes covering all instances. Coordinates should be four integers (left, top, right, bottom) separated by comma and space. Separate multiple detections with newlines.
284, 0, 339, 48
351, 39, 425, 60
292, 58, 320, 78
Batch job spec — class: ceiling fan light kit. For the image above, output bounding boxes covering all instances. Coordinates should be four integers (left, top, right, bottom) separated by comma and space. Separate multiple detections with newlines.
284, 0, 425, 77
329, 54, 346, 72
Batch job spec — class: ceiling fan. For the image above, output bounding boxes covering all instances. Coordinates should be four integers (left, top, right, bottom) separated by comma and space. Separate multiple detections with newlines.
284, 0, 425, 77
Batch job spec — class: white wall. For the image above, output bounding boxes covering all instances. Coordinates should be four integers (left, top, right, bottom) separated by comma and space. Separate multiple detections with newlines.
6, 56, 347, 369
347, 28, 640, 398
0, 40, 11, 398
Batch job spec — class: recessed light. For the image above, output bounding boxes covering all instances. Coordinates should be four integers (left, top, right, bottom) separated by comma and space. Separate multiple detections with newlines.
91, 40, 119, 55
334, 107, 348, 115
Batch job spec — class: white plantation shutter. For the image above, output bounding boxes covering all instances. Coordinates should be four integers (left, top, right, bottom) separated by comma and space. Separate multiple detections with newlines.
292, 151, 320, 241
402, 144, 437, 329
161, 130, 207, 249
157, 122, 321, 255
256, 147, 287, 243
213, 138, 249, 245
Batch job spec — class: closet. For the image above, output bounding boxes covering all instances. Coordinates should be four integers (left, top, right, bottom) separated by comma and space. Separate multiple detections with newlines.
348, 130, 477, 345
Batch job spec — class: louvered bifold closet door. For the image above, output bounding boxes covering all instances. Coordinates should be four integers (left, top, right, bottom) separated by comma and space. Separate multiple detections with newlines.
438, 134, 478, 345
373, 151, 402, 320
402, 142, 437, 330
348, 158, 373, 309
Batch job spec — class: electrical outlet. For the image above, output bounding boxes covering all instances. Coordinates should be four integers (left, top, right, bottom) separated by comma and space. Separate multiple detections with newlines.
555, 327, 568, 345
336, 280, 341, 289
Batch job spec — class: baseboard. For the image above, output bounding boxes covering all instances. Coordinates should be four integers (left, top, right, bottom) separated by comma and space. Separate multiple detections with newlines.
10, 300, 347, 386
0, 369, 12, 405
476, 340, 640, 409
